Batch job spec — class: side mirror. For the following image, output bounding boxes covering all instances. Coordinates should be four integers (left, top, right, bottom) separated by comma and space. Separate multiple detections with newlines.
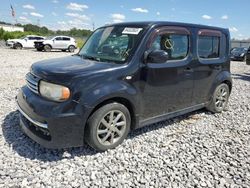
146, 50, 169, 64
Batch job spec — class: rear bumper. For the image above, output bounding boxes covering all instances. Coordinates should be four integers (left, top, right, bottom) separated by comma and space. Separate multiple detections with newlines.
16, 86, 92, 149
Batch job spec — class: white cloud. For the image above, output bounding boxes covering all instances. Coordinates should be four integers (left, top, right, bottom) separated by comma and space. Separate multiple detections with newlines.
30, 12, 44, 18
66, 13, 90, 20
22, 12, 28, 15
131, 8, 148, 13
52, 0, 58, 3
202, 15, 212, 20
221, 15, 228, 20
66, 3, 88, 11
52, 12, 57, 16
23, 4, 35, 10
156, 12, 160, 16
111, 13, 125, 20
57, 19, 90, 30
113, 19, 123, 23
229, 27, 238, 32
111, 13, 125, 23
19, 16, 31, 23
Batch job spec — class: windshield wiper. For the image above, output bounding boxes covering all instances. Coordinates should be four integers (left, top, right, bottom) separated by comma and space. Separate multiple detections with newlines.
79, 54, 100, 62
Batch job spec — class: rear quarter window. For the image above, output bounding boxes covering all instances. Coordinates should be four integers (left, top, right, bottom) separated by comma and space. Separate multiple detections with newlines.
197, 29, 228, 64
198, 36, 220, 58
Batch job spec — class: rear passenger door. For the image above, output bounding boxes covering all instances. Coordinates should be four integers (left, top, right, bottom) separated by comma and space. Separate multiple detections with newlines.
62, 37, 71, 48
192, 29, 229, 104
53, 37, 64, 48
141, 26, 194, 120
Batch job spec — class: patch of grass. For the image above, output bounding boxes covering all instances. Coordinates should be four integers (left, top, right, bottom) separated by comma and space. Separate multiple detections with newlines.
76, 38, 85, 48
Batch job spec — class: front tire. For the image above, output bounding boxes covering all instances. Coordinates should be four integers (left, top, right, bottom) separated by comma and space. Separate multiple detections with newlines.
44, 44, 52, 52
85, 103, 131, 151
14, 43, 22, 50
206, 83, 230, 113
68, 45, 75, 53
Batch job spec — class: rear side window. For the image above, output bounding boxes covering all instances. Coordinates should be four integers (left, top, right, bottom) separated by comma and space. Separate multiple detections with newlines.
198, 29, 221, 59
63, 37, 70, 41
150, 34, 189, 60
198, 36, 220, 58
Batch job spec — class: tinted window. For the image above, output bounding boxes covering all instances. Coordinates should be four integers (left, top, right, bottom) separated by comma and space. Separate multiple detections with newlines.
63, 37, 70, 41
55, 37, 63, 41
150, 34, 189, 60
36, 37, 44, 40
28, 37, 36, 40
198, 36, 220, 58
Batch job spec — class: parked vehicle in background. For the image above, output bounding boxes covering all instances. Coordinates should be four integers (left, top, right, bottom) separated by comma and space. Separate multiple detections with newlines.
17, 21, 232, 151
6, 35, 45, 49
230, 47, 248, 61
246, 47, 250, 65
34, 36, 76, 52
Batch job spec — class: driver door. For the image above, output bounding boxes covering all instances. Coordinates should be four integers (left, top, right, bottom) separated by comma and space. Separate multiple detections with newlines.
140, 26, 194, 120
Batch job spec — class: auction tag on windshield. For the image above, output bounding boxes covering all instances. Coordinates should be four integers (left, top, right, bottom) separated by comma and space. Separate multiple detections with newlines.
122, 27, 143, 35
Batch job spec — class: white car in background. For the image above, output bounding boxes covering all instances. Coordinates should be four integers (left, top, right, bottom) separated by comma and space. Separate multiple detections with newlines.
6, 35, 45, 49
34, 36, 77, 52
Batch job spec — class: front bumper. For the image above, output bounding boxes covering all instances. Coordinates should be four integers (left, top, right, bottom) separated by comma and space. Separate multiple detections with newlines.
16, 86, 92, 149
6, 42, 14, 47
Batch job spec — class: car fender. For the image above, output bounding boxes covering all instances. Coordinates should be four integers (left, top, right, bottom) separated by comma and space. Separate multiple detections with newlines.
207, 71, 232, 100
81, 80, 139, 115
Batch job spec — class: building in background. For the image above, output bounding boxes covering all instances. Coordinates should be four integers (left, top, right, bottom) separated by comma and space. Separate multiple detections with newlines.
0, 24, 24, 32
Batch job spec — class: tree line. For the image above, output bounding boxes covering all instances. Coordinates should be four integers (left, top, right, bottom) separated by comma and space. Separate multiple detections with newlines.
0, 21, 92, 40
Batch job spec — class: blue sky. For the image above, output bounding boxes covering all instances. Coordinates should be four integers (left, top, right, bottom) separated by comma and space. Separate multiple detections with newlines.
0, 0, 249, 39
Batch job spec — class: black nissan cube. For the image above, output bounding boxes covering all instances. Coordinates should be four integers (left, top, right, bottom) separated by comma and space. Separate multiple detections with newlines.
16, 21, 232, 151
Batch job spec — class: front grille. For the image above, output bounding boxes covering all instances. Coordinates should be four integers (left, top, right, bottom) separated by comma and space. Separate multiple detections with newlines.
26, 73, 39, 94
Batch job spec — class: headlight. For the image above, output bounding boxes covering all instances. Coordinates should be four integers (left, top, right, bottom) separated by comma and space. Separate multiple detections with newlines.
39, 81, 70, 102
240, 53, 245, 57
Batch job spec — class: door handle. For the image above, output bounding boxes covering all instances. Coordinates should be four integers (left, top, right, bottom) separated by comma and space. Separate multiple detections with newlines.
183, 67, 193, 73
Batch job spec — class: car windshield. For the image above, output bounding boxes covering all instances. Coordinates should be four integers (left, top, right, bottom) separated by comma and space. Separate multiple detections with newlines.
79, 26, 145, 63
232, 47, 247, 53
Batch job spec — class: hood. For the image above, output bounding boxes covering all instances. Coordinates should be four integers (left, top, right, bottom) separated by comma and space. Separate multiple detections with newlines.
7, 39, 20, 42
31, 55, 120, 83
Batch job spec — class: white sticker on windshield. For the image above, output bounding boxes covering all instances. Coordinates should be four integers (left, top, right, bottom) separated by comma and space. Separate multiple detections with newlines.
122, 27, 143, 35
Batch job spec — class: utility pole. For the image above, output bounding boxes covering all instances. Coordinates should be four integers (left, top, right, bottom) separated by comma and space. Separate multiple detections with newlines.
92, 22, 95, 31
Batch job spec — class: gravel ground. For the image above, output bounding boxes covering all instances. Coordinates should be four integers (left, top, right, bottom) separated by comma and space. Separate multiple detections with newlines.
0, 48, 250, 187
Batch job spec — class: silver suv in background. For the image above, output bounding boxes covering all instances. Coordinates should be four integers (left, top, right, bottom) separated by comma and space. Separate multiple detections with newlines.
6, 35, 45, 49
34, 36, 77, 52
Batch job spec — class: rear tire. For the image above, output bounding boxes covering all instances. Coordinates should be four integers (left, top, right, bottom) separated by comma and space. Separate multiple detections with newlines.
68, 45, 75, 53
14, 43, 22, 50
206, 83, 230, 113
44, 44, 52, 52
85, 103, 131, 151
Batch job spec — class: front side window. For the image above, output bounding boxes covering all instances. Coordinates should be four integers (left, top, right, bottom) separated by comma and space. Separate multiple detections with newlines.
79, 26, 145, 63
198, 36, 220, 59
55, 37, 63, 41
150, 34, 189, 60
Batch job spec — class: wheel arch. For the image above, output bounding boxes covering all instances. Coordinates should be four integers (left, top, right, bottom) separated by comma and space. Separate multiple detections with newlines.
86, 96, 137, 131
208, 71, 232, 101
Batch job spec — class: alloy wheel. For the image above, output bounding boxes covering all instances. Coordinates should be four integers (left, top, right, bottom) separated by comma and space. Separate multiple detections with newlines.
97, 110, 126, 146
215, 86, 228, 110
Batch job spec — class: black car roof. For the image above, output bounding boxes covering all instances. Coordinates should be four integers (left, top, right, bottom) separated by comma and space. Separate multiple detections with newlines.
104, 21, 229, 33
